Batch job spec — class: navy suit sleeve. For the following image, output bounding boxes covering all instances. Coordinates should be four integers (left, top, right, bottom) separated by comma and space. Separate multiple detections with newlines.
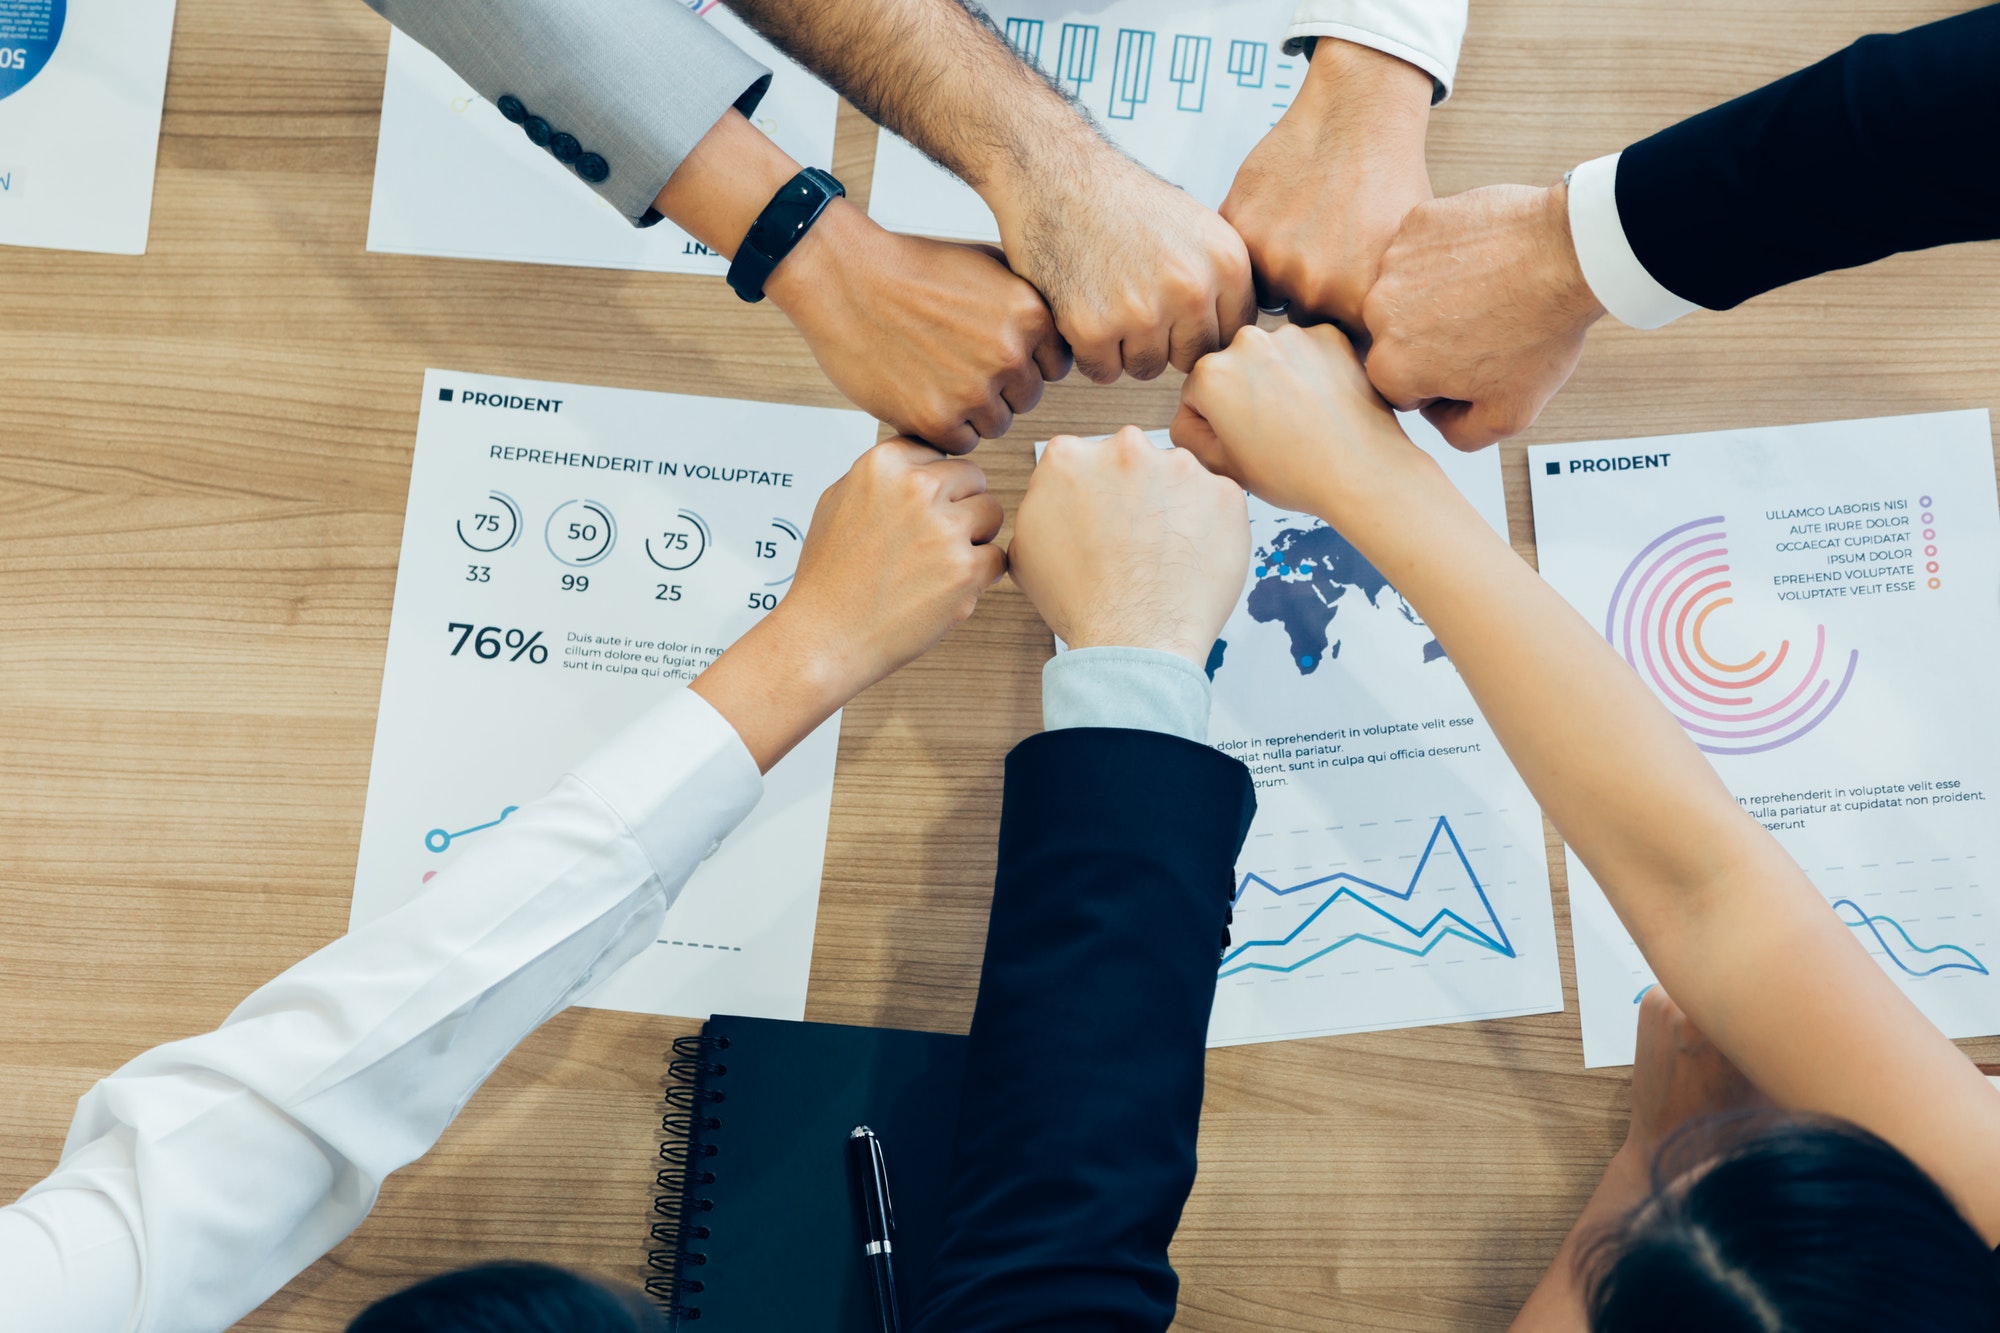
911, 728, 1257, 1333
1616, 4, 2000, 311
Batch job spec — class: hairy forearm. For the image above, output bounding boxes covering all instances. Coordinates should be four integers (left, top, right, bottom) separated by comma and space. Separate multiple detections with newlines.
721, 0, 1105, 200
1297, 39, 1433, 149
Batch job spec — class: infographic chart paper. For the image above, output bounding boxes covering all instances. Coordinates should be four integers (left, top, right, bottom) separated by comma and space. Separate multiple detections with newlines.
1530, 411, 2000, 1066
0, 0, 179, 254
353, 371, 875, 1020
869, 0, 1299, 242
367, 4, 838, 275
1042, 426, 1565, 1047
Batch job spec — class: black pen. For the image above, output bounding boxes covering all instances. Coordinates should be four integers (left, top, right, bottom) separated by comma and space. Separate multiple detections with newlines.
847, 1125, 903, 1333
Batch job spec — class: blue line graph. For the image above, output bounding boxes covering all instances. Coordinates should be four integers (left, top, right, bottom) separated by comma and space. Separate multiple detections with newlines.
1227, 39, 1267, 88
1221, 817, 1516, 977
1056, 23, 1098, 90
1109, 28, 1155, 119
425, 804, 519, 853
1833, 899, 1990, 977
1169, 35, 1210, 111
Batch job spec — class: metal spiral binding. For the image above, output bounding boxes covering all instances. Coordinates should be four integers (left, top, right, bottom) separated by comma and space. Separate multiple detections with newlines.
646, 1033, 730, 1322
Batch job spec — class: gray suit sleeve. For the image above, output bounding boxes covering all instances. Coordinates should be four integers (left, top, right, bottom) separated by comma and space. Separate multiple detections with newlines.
364, 0, 772, 226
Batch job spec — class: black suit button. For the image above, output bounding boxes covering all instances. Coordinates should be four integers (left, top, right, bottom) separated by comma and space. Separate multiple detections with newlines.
522, 115, 551, 147
496, 94, 526, 124
549, 132, 582, 164
576, 152, 609, 183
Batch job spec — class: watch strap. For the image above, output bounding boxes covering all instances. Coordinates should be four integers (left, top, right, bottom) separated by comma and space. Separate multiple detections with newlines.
726, 167, 846, 304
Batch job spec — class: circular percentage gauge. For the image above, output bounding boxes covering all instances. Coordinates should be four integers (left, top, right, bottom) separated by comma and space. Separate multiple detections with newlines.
456, 490, 523, 553
646, 508, 710, 571
545, 499, 617, 566
763, 518, 804, 586
0, 0, 64, 102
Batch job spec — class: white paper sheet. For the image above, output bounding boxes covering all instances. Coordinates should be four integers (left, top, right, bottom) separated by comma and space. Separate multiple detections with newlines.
1529, 411, 2000, 1066
0, 0, 178, 254
869, 0, 1300, 242
365, 4, 838, 276
352, 370, 875, 1021
1040, 424, 1565, 1047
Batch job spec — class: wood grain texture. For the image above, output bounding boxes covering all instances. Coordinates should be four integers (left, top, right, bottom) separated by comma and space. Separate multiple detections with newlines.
2, 1, 1997, 1327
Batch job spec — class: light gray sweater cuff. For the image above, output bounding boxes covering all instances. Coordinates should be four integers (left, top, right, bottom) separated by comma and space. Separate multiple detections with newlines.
368, 0, 772, 225
1042, 647, 1212, 744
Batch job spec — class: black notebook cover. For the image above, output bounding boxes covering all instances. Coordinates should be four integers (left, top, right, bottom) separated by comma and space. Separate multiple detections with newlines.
648, 1015, 968, 1329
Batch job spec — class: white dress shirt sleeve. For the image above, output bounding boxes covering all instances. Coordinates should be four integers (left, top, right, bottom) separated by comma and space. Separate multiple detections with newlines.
1565, 151, 1702, 330
1281, 0, 1469, 103
1042, 646, 1213, 744
0, 687, 762, 1333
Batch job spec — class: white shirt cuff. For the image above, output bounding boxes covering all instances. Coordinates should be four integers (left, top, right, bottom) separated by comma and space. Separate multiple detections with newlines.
572, 687, 763, 903
1282, 0, 1467, 102
1043, 646, 1212, 744
1566, 152, 1701, 330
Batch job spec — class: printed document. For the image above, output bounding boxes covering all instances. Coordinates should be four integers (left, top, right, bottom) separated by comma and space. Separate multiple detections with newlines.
352, 370, 875, 1020
1044, 427, 1565, 1047
1530, 411, 2000, 1065
366, 4, 838, 276
869, 0, 1300, 242
0, 0, 178, 254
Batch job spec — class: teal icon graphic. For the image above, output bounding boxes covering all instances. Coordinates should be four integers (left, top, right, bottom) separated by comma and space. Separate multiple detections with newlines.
0, 0, 64, 101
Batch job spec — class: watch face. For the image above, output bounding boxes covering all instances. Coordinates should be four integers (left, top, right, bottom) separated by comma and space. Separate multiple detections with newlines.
750, 182, 824, 253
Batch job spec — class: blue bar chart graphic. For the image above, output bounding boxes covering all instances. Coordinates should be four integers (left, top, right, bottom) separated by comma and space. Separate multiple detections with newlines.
1169, 34, 1210, 111
1227, 38, 1267, 87
1109, 28, 1155, 119
1017, 17, 1281, 115
1056, 22, 1098, 90
1003, 16, 1044, 62
1222, 817, 1517, 977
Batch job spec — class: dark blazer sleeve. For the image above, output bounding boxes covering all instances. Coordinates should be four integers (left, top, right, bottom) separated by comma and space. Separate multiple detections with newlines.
910, 728, 1256, 1333
1615, 4, 2000, 311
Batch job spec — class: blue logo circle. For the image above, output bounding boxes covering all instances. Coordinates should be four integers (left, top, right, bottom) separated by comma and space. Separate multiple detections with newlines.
0, 0, 65, 102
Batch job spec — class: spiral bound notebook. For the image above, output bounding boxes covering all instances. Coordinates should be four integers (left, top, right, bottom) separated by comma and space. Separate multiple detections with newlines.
648, 1015, 969, 1328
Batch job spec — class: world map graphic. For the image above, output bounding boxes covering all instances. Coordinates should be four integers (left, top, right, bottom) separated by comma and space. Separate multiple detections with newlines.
1207, 521, 1444, 679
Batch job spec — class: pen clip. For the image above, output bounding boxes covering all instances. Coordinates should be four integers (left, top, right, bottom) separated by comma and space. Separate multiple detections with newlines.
873, 1134, 896, 1237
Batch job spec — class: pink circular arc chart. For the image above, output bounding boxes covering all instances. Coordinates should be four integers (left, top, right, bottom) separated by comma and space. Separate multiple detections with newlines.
1604, 516, 1859, 756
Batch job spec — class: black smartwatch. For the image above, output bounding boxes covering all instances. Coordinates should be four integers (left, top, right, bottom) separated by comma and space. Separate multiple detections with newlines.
726, 167, 846, 304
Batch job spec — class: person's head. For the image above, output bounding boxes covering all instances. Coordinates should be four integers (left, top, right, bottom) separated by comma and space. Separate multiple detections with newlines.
346, 1261, 666, 1333
1585, 1113, 2000, 1332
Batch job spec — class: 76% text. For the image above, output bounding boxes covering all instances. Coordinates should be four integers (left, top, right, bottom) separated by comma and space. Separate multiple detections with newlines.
446, 623, 548, 664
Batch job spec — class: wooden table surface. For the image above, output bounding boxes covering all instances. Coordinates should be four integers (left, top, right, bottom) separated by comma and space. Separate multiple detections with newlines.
4, 1, 1997, 1327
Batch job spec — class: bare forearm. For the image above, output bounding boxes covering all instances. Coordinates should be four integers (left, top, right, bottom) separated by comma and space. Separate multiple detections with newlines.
722, 0, 1102, 203
1323, 459, 1764, 939
1317, 460, 2000, 1227
689, 609, 853, 773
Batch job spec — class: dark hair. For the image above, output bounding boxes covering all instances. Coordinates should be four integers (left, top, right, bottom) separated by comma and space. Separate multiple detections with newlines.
346, 1261, 667, 1333
1584, 1113, 2000, 1332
